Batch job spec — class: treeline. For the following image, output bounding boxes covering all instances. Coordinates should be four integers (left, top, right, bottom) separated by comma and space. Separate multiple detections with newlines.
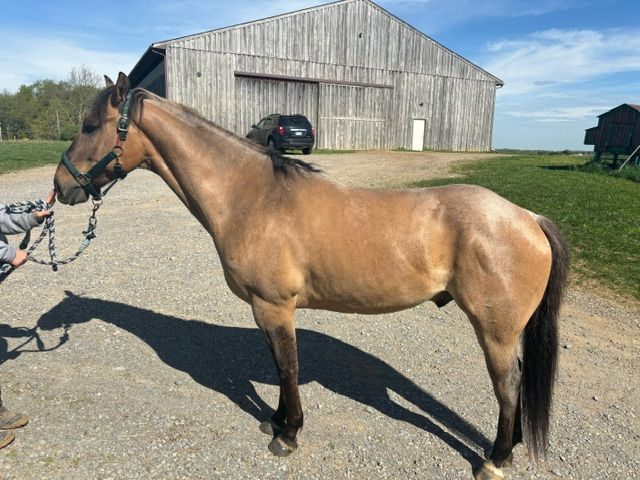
0, 66, 102, 141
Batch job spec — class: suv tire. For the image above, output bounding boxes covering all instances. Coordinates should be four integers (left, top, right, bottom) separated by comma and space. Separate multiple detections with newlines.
302, 147, 312, 155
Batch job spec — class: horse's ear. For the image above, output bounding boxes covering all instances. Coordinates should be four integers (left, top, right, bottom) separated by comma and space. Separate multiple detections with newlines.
111, 72, 130, 106
104, 75, 115, 88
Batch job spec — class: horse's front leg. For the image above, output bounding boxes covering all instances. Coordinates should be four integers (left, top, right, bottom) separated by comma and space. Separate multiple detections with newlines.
259, 384, 286, 436
252, 297, 303, 457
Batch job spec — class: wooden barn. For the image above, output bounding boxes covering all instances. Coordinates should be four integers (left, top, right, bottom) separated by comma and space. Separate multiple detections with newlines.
129, 0, 503, 151
584, 103, 640, 163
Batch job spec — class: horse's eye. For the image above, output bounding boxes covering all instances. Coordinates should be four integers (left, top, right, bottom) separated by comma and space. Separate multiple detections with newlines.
82, 122, 98, 134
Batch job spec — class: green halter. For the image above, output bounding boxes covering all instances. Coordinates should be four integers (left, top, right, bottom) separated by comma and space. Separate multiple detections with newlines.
60, 90, 133, 200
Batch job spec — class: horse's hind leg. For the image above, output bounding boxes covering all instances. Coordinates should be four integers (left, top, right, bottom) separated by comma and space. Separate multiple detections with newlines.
512, 362, 523, 447
252, 297, 303, 457
473, 332, 522, 480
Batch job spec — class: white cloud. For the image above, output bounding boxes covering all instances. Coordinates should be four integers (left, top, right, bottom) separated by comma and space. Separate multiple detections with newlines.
0, 32, 139, 92
505, 105, 612, 122
486, 28, 640, 96
483, 27, 640, 148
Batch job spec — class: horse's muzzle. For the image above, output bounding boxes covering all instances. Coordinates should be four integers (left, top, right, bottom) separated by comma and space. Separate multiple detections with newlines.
58, 186, 89, 206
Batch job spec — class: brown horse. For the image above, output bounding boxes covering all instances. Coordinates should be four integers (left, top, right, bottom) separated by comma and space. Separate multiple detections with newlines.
53, 73, 568, 480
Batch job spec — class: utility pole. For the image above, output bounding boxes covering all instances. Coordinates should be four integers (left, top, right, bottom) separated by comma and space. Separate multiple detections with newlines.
0, 120, 3, 142
56, 110, 61, 140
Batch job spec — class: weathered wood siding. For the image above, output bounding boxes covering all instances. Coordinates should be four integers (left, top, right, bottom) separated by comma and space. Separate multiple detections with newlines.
584, 105, 640, 154
160, 0, 499, 150
318, 83, 392, 149
235, 77, 319, 138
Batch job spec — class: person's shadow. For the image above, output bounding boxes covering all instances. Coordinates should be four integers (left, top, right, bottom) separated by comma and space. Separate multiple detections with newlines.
4, 291, 491, 467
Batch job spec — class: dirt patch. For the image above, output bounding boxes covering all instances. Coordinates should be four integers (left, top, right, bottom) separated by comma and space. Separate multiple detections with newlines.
309, 150, 502, 187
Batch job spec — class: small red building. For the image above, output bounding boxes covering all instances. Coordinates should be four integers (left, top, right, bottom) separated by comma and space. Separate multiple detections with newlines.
584, 103, 640, 163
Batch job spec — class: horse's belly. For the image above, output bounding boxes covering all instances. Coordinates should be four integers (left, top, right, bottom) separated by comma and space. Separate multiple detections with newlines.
299, 267, 446, 314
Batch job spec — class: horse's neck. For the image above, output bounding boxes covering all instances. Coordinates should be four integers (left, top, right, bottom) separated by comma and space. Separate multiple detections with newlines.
140, 101, 271, 238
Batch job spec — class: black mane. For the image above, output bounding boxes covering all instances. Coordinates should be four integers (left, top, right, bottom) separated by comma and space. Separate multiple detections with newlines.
268, 150, 322, 175
84, 87, 114, 127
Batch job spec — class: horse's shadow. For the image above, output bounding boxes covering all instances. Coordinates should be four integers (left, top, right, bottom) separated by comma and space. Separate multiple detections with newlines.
4, 291, 491, 465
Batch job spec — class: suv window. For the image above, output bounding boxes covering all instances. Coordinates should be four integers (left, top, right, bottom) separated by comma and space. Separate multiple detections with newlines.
280, 116, 311, 128
257, 118, 271, 129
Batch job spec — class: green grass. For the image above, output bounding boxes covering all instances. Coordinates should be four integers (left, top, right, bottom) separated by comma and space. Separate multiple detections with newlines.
411, 155, 640, 300
493, 148, 592, 156
576, 160, 640, 183
0, 140, 69, 174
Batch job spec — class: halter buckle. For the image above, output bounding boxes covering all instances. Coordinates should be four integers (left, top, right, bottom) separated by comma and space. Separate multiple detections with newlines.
76, 173, 92, 186
117, 115, 130, 141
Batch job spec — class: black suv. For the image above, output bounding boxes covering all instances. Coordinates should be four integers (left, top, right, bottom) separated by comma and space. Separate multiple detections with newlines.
246, 114, 315, 154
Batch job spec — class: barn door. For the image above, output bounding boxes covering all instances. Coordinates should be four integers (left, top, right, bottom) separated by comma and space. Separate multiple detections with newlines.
411, 119, 426, 151
318, 84, 392, 149
234, 77, 318, 138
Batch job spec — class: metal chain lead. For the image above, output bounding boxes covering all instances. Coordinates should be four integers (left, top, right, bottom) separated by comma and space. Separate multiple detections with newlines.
0, 199, 101, 284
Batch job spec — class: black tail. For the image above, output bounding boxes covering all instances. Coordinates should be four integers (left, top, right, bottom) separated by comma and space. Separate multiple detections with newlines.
522, 215, 569, 459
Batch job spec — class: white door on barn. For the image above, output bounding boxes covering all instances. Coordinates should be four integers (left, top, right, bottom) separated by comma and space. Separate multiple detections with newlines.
411, 119, 426, 151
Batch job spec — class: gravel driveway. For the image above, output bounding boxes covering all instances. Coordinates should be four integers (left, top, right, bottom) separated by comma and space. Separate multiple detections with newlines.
1, 151, 638, 479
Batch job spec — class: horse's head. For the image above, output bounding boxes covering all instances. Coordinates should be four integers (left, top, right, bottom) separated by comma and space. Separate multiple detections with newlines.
54, 72, 148, 205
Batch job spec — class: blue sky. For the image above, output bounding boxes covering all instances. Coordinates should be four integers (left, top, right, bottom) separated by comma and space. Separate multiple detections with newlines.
1, 0, 639, 150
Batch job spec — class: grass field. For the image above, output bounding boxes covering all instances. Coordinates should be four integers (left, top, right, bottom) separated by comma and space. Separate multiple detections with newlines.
0, 140, 69, 174
412, 155, 640, 300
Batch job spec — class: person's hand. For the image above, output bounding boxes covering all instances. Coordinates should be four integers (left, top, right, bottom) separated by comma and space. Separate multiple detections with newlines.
33, 190, 56, 222
10, 250, 28, 268
33, 209, 53, 222
45, 189, 56, 206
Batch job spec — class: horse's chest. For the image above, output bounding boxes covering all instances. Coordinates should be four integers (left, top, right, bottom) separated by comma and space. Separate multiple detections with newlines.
219, 258, 254, 302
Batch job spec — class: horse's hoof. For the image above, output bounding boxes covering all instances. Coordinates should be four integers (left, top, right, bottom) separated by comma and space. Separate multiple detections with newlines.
484, 449, 513, 468
268, 436, 298, 457
474, 460, 505, 480
0, 431, 15, 449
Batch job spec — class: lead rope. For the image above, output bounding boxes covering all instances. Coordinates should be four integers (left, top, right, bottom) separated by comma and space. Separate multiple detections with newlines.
0, 198, 102, 284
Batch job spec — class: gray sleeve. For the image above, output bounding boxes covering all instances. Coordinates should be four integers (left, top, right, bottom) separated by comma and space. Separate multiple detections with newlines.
0, 204, 39, 235
0, 236, 16, 264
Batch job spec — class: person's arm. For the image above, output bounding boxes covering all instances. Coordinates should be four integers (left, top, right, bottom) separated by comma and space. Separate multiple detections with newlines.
0, 238, 17, 265
0, 206, 40, 235
0, 191, 55, 269
0, 191, 55, 235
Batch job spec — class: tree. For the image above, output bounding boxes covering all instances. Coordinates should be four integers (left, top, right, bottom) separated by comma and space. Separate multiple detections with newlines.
67, 65, 102, 128
30, 80, 67, 139
0, 65, 102, 140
